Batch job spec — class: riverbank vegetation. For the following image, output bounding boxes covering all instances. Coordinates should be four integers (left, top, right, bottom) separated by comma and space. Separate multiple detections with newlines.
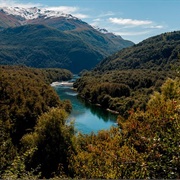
74, 69, 177, 117
70, 77, 180, 179
74, 31, 180, 117
0, 65, 73, 178
0, 65, 179, 179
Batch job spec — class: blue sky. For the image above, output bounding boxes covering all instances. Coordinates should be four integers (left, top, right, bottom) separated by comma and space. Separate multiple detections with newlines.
0, 0, 179, 43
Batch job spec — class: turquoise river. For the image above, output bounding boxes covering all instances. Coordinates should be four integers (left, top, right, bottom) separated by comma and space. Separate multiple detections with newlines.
51, 75, 117, 134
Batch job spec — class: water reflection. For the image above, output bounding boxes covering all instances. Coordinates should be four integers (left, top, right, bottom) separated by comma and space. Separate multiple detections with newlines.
78, 97, 117, 122
52, 78, 117, 134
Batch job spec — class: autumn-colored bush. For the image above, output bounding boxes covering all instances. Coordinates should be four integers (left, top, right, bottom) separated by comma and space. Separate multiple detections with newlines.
1, 65, 179, 179
0, 65, 73, 178
70, 77, 180, 179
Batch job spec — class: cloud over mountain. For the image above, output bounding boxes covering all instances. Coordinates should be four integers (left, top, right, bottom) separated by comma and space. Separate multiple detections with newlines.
0, 0, 41, 8
109, 17, 152, 26
0, 6, 134, 73
0, 0, 167, 43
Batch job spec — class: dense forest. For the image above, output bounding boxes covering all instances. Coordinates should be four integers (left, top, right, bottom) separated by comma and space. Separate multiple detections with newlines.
0, 65, 179, 179
0, 4, 179, 178
0, 27, 180, 180
74, 69, 177, 117
0, 66, 73, 178
74, 31, 180, 117
71, 77, 180, 179
95, 31, 180, 71
70, 31, 180, 178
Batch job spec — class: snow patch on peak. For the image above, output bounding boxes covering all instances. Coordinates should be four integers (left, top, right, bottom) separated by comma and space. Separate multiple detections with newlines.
1, 6, 79, 20
93, 26, 110, 34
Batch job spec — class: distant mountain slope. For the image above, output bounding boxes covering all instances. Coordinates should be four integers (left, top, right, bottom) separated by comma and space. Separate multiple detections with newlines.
0, 24, 106, 73
0, 10, 21, 29
26, 16, 133, 55
95, 31, 180, 72
0, 7, 134, 72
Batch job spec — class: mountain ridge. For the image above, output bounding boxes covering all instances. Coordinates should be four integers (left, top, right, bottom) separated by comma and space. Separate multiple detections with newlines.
1, 6, 79, 20
94, 30, 180, 72
0, 6, 134, 73
0, 24, 102, 72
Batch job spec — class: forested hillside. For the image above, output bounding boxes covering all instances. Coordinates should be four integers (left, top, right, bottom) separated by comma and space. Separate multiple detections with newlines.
72, 32, 180, 179
71, 77, 180, 179
95, 31, 180, 71
74, 31, 180, 116
0, 24, 133, 73
0, 7, 134, 73
1, 66, 179, 178
0, 66, 74, 178
0, 25, 102, 73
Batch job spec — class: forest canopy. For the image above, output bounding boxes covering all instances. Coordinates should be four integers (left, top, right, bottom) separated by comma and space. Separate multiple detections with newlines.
70, 77, 180, 179
0, 65, 179, 179
0, 65, 73, 178
74, 31, 180, 117
74, 69, 177, 117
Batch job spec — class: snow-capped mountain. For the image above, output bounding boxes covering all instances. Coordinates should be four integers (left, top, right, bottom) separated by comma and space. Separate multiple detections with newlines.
1, 6, 78, 20
0, 6, 134, 73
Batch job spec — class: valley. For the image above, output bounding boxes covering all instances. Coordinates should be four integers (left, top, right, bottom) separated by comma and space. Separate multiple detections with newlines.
0, 3, 179, 179
52, 77, 117, 134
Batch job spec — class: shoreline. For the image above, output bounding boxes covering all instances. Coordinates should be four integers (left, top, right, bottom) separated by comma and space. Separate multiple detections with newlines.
52, 81, 119, 116
79, 95, 119, 115
106, 108, 119, 115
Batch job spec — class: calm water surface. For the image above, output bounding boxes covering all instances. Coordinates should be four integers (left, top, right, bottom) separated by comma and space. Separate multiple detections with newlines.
51, 75, 117, 134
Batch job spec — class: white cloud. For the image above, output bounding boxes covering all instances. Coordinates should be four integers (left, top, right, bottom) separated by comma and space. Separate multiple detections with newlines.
0, 0, 41, 8
47, 6, 79, 14
98, 11, 115, 17
150, 25, 163, 29
47, 6, 89, 19
73, 13, 89, 19
109, 17, 152, 26
0, 1, 89, 19
89, 22, 95, 26
90, 18, 104, 27
114, 30, 150, 36
90, 22, 99, 27
46, 6, 89, 19
93, 18, 101, 22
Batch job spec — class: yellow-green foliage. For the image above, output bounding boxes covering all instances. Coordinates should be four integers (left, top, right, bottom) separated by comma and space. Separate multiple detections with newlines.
1, 148, 40, 180
21, 108, 75, 178
0, 65, 65, 143
1, 65, 179, 179
0, 65, 73, 178
74, 69, 176, 117
70, 77, 180, 179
